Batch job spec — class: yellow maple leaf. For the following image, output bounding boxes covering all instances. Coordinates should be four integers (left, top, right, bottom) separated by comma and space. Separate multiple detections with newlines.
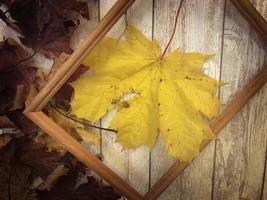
70, 25, 221, 162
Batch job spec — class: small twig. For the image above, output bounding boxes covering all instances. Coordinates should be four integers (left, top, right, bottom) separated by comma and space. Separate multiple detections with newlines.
49, 102, 117, 133
15, 48, 42, 66
160, 0, 185, 59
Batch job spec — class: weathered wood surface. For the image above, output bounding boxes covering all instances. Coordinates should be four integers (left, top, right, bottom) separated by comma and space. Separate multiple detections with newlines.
213, 0, 267, 199
213, 1, 267, 199
2, 0, 266, 199
151, 0, 225, 199
97, 0, 267, 199
71, 0, 267, 199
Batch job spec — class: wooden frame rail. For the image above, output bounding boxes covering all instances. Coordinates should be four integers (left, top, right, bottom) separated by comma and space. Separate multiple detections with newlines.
24, 0, 267, 199
144, 67, 267, 200
231, 0, 267, 42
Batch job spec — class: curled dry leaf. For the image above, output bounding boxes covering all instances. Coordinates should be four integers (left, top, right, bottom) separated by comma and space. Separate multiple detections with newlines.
0, 139, 62, 200
19, 141, 62, 179
0, 0, 89, 59
0, 39, 40, 141
0, 39, 38, 115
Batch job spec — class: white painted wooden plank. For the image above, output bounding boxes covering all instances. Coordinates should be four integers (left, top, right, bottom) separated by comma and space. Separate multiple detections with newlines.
150, 0, 225, 199
99, 0, 153, 195
249, 1, 267, 199
213, 0, 267, 199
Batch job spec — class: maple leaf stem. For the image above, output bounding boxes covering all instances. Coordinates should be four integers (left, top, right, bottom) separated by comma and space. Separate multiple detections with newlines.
49, 102, 117, 133
160, 0, 185, 59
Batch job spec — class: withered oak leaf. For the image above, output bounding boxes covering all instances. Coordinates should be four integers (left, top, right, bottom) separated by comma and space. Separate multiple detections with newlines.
0, 39, 38, 115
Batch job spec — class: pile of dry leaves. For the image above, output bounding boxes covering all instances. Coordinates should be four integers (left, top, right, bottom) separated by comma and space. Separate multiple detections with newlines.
0, 1, 121, 199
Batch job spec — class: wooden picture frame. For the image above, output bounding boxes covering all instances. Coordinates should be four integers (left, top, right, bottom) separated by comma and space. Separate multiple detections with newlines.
23, 0, 267, 199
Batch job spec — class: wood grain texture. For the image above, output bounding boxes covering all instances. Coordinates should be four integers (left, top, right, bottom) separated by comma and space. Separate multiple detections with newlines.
99, 0, 153, 195
231, 0, 267, 42
250, 5, 267, 199
150, 0, 225, 199
213, 0, 267, 199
